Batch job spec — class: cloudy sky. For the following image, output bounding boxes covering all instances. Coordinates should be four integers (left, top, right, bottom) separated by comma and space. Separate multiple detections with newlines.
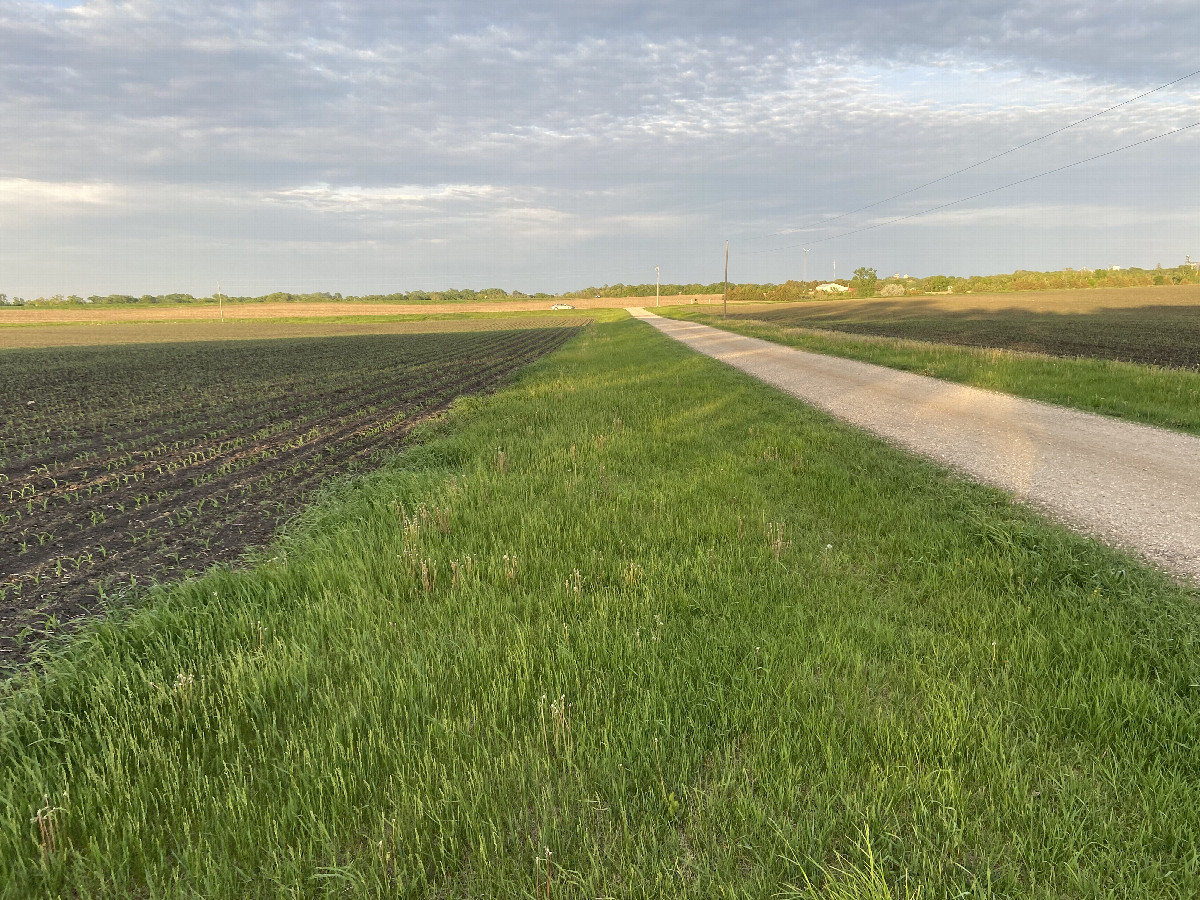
2, 0, 1198, 297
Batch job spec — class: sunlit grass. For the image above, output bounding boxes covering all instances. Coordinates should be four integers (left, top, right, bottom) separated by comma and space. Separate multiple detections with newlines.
1, 318, 1197, 897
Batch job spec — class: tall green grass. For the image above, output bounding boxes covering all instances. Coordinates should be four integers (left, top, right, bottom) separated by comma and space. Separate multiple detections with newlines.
2, 318, 1198, 897
661, 307, 1200, 436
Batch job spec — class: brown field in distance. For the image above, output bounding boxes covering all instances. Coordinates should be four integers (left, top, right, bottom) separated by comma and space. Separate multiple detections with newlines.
0, 294, 723, 326
729, 282, 1200, 318
0, 315, 593, 350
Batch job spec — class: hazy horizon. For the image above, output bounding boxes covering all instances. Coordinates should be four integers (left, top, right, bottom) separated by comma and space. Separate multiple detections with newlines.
3, 1, 1198, 298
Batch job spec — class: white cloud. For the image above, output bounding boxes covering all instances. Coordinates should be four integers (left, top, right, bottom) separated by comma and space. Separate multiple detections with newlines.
1, 1, 1198, 294
885, 202, 1200, 229
265, 183, 509, 212
0, 177, 120, 206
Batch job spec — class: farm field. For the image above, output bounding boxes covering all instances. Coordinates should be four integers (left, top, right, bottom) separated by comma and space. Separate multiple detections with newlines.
2, 317, 1198, 896
0, 294, 721, 325
663, 289, 1200, 436
0, 314, 592, 350
725, 284, 1200, 369
0, 326, 581, 665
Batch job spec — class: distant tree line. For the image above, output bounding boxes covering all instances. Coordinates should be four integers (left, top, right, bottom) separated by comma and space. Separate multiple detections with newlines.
856, 264, 1200, 298
0, 287, 554, 307
3, 264, 1197, 307
558, 282, 730, 299
693, 263, 1200, 302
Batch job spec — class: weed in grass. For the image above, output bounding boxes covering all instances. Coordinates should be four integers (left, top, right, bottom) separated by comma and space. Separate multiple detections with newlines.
780, 826, 920, 900
767, 521, 791, 560
448, 556, 473, 589
30, 792, 65, 861
419, 559, 437, 594
566, 568, 583, 597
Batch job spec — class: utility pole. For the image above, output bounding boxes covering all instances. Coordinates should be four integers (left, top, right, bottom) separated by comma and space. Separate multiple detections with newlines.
723, 240, 729, 318
217, 281, 224, 322
655, 265, 660, 307
803, 248, 810, 282
833, 260, 836, 282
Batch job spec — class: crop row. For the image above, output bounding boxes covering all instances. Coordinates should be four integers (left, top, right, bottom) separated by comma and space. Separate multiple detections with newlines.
2, 329, 559, 468
0, 326, 582, 664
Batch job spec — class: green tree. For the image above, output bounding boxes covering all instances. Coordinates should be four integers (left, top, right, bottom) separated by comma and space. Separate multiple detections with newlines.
851, 266, 878, 297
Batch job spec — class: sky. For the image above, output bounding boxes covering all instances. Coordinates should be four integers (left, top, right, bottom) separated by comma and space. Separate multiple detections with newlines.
1, 0, 1198, 297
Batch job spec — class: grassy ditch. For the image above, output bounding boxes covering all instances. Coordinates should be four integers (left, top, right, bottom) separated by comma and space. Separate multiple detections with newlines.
2, 318, 1198, 897
662, 306, 1200, 436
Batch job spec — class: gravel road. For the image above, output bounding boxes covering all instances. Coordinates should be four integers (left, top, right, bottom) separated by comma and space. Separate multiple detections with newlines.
629, 309, 1200, 580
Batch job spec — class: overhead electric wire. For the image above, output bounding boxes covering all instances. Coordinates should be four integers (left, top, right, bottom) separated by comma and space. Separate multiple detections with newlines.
743, 66, 1200, 242
749, 119, 1200, 254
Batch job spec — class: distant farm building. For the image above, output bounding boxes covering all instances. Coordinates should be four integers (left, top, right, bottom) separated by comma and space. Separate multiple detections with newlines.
1186, 255, 1199, 271
815, 283, 849, 294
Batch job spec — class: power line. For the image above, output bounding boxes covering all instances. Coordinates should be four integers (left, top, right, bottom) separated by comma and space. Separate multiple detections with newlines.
749, 119, 1200, 254
743, 66, 1200, 242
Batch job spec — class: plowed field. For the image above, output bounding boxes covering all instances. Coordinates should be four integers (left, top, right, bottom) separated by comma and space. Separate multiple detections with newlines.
0, 326, 581, 663
729, 284, 1200, 369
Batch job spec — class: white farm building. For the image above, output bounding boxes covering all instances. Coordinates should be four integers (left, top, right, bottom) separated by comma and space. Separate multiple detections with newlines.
814, 282, 850, 294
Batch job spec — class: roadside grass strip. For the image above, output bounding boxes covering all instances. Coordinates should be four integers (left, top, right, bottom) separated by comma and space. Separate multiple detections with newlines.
662, 307, 1200, 437
2, 319, 1199, 897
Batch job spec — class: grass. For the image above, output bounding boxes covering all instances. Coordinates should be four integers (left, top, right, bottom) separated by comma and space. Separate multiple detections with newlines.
1, 317, 1198, 897
660, 306, 1200, 436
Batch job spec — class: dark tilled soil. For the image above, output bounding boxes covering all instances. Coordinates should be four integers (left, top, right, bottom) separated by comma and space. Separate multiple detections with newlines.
732, 301, 1200, 370
0, 327, 581, 668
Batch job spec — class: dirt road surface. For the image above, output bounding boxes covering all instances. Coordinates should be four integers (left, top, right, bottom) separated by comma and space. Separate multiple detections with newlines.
630, 309, 1200, 580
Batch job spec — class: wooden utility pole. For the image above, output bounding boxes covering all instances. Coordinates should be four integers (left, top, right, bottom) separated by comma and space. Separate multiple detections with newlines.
723, 240, 729, 318
217, 281, 224, 323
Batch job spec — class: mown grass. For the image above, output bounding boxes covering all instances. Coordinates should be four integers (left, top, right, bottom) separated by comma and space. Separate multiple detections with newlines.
2, 318, 1198, 897
662, 307, 1200, 436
